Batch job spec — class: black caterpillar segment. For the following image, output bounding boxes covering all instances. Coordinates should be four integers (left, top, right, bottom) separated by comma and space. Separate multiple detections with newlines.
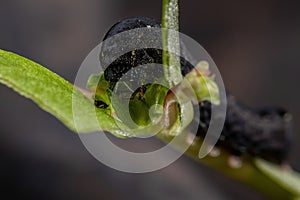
196, 96, 292, 164
102, 17, 161, 40
100, 17, 194, 83
97, 17, 292, 164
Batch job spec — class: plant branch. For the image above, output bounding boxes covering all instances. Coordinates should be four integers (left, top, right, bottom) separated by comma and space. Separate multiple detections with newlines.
157, 133, 300, 200
0, 0, 299, 199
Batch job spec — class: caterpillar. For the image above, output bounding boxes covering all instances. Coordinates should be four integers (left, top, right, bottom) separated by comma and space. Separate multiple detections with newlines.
95, 17, 292, 166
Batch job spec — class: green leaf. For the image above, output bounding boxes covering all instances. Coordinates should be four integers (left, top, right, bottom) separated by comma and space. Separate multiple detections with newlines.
255, 159, 300, 197
0, 49, 124, 136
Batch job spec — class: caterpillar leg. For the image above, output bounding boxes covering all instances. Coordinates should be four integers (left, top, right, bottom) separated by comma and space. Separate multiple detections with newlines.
185, 133, 196, 146
228, 156, 243, 169
208, 146, 221, 157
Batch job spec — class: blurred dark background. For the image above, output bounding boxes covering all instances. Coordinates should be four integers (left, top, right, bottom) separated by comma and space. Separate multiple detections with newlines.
1, 0, 299, 199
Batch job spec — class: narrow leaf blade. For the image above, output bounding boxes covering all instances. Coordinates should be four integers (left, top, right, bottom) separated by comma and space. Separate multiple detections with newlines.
255, 159, 300, 196
0, 49, 121, 135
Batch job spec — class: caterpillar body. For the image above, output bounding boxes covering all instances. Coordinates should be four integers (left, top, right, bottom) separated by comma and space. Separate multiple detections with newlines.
94, 17, 292, 165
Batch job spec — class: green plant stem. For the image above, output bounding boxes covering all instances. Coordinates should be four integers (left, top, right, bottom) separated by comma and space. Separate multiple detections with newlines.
157, 133, 299, 200
162, 0, 182, 87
